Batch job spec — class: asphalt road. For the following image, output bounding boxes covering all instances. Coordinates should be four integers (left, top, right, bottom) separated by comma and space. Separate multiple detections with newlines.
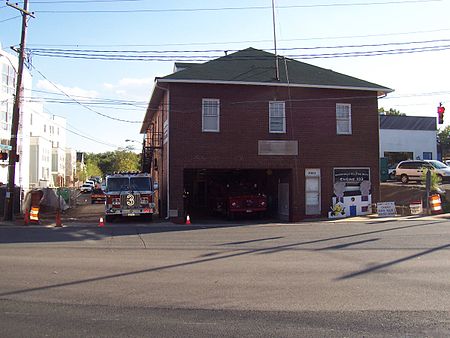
1, 218, 450, 337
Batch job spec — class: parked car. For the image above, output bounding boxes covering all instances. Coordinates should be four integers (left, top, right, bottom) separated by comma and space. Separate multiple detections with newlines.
80, 183, 93, 193
395, 160, 450, 183
91, 188, 106, 204
388, 164, 397, 181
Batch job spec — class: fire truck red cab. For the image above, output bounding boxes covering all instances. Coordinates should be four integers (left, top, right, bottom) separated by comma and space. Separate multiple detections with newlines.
212, 181, 267, 219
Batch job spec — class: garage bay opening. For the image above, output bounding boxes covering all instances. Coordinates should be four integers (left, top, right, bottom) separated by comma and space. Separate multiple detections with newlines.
183, 169, 291, 221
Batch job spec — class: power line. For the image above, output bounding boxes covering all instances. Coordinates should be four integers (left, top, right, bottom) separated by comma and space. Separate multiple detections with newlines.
31, 64, 142, 123
33, 0, 443, 13
23, 27, 450, 48
28, 98, 146, 111
27, 38, 450, 54
0, 15, 21, 23
31, 88, 148, 106
40, 107, 121, 149
25, 38, 450, 63
27, 43, 450, 61
33, 0, 146, 3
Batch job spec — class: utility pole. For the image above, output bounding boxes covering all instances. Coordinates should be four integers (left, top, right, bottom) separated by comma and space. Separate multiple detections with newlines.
271, 0, 279, 81
4, 1, 34, 221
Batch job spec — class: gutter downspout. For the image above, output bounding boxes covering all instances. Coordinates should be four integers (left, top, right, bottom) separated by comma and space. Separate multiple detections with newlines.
156, 83, 170, 219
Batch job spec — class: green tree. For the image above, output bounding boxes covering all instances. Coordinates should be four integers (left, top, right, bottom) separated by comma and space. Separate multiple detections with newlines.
114, 150, 140, 172
438, 125, 450, 159
421, 168, 440, 192
81, 150, 140, 178
85, 157, 102, 178
379, 107, 405, 116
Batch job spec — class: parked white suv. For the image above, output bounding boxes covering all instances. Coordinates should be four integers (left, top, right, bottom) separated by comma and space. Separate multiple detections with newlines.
395, 160, 450, 183
80, 183, 93, 193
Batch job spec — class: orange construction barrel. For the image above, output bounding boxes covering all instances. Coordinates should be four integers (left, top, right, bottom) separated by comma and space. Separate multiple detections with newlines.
429, 194, 442, 214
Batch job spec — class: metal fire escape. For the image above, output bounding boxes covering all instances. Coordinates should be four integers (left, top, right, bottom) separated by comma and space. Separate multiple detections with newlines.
141, 125, 163, 173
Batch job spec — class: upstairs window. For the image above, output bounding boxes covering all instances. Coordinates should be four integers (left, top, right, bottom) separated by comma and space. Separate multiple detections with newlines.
269, 101, 286, 133
336, 103, 352, 135
202, 99, 220, 132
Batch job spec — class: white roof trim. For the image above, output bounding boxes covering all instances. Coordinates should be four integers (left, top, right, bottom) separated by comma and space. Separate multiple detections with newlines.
157, 78, 393, 94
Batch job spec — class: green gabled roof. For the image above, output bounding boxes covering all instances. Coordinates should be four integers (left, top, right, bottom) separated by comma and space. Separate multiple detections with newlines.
159, 47, 392, 94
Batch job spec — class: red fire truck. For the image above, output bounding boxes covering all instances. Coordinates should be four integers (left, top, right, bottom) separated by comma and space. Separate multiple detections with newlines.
212, 181, 267, 219
104, 172, 157, 222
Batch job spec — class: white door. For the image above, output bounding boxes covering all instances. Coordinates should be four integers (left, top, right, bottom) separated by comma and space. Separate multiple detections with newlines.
305, 169, 321, 215
278, 183, 289, 221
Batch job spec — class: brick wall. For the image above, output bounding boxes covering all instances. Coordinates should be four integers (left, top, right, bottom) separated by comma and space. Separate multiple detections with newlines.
158, 82, 380, 220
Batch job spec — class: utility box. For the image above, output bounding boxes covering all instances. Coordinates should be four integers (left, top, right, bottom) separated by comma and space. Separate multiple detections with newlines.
380, 157, 389, 182
0, 186, 21, 215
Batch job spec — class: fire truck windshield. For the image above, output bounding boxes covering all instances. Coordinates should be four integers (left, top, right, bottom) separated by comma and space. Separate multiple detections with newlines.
130, 177, 152, 191
107, 176, 152, 192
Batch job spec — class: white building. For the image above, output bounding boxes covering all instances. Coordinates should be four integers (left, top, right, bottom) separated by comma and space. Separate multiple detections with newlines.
379, 115, 437, 166
65, 148, 77, 187
29, 135, 52, 188
1, 42, 74, 191
0, 43, 32, 190
50, 116, 67, 186
28, 109, 69, 188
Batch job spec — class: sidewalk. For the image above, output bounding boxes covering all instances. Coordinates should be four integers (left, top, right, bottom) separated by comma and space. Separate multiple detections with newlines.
329, 212, 450, 223
2, 211, 450, 227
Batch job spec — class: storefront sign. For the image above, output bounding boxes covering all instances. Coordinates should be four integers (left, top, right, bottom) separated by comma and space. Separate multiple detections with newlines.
334, 168, 370, 183
258, 140, 298, 156
305, 168, 320, 177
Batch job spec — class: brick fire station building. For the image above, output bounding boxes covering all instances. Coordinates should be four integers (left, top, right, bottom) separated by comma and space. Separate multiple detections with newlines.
141, 48, 392, 221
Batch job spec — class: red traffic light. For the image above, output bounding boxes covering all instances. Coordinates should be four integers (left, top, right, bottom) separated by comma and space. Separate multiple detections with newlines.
438, 103, 445, 124
0, 152, 8, 161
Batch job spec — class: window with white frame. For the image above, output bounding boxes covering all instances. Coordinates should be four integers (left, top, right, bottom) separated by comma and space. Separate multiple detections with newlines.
269, 101, 286, 133
202, 98, 220, 132
336, 103, 352, 135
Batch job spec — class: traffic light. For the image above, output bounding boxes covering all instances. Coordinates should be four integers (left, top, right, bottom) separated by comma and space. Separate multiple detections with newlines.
438, 103, 445, 124
0, 152, 8, 161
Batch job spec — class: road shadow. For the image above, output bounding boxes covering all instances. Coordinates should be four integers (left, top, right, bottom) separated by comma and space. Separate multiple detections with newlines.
0, 220, 449, 298
0, 220, 266, 245
335, 242, 450, 280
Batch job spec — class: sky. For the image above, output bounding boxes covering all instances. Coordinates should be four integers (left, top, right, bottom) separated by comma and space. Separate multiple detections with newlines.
1, 0, 449, 153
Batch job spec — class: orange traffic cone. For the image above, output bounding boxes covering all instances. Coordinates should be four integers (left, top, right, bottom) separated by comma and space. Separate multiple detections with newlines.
24, 209, 30, 226
55, 210, 62, 227
98, 217, 105, 227
186, 214, 191, 225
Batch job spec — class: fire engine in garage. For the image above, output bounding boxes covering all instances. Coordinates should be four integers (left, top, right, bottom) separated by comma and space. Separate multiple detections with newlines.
104, 172, 157, 222
211, 181, 268, 219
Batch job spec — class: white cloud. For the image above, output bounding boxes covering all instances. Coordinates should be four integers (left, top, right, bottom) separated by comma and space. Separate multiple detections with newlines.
37, 79, 98, 99
119, 78, 153, 86
102, 77, 153, 101
103, 83, 114, 90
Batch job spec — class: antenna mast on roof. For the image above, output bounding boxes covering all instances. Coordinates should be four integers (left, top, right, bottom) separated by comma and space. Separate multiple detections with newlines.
271, 0, 280, 81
